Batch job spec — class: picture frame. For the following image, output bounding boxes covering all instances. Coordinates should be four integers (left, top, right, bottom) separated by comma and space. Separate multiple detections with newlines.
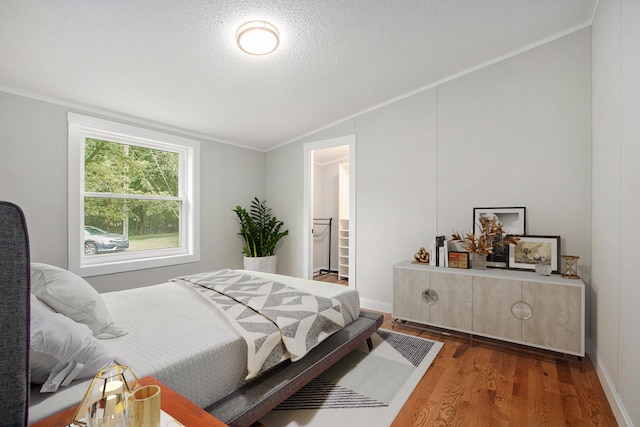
508, 235, 560, 273
473, 207, 526, 268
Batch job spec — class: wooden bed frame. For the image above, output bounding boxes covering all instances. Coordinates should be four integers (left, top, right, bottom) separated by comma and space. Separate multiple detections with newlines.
0, 200, 383, 427
207, 310, 383, 426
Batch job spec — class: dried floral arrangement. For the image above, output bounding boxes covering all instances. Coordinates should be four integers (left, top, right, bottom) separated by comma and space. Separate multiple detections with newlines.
452, 216, 520, 255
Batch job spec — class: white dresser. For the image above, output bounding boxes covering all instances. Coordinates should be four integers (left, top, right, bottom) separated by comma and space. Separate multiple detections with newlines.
393, 261, 585, 356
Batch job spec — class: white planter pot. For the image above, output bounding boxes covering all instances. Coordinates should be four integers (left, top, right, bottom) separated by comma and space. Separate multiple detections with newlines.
243, 255, 277, 273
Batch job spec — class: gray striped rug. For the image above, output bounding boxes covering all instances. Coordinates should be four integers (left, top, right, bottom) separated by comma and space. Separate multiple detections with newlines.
259, 330, 443, 426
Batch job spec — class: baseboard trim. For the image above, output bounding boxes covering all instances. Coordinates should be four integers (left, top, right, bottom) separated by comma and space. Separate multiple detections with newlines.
592, 350, 634, 427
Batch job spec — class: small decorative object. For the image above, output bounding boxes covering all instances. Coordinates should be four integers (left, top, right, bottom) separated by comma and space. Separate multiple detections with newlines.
448, 251, 470, 269
473, 207, 526, 268
73, 365, 141, 427
434, 235, 446, 266
413, 247, 430, 264
562, 255, 580, 279
535, 258, 553, 276
508, 235, 560, 273
129, 385, 161, 427
471, 252, 487, 270
452, 216, 520, 270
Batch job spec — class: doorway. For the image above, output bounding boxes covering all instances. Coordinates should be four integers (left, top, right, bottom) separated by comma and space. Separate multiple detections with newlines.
303, 135, 356, 289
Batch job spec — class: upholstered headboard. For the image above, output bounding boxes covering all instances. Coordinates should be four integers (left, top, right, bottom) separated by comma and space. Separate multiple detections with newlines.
0, 201, 31, 426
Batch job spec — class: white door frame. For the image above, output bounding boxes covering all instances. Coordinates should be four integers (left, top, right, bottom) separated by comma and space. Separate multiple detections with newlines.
302, 135, 356, 289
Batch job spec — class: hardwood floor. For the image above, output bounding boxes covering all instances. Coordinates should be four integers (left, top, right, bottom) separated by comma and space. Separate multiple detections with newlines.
313, 272, 348, 286
382, 314, 617, 427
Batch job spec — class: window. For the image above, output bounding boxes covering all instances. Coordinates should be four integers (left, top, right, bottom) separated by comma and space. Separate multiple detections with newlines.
68, 113, 200, 276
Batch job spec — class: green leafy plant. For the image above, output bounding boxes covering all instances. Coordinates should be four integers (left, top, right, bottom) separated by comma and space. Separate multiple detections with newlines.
232, 197, 289, 257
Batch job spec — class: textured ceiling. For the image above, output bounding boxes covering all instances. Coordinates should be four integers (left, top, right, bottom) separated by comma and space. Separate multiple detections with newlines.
0, 1, 596, 151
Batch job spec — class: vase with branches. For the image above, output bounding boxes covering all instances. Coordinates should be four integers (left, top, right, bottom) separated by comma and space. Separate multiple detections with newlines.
452, 216, 520, 269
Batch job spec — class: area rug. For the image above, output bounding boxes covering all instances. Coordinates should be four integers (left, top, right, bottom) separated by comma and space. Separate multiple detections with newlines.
258, 329, 443, 427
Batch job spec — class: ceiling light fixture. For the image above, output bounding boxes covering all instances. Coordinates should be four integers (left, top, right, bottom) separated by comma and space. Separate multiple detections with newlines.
236, 21, 279, 56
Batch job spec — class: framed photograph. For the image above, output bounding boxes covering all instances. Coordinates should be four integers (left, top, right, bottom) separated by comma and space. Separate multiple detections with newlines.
508, 235, 560, 273
473, 207, 526, 268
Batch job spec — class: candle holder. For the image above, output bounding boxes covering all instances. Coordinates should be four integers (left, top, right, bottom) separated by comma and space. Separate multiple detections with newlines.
561, 255, 580, 279
73, 365, 141, 427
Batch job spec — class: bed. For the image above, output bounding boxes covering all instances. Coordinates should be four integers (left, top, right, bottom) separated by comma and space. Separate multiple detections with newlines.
0, 201, 383, 427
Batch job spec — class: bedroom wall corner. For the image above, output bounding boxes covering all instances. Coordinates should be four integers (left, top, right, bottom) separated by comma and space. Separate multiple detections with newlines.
264, 30, 592, 316
264, 142, 303, 277
0, 91, 266, 293
353, 89, 437, 310
0, 91, 69, 267
591, 0, 640, 424
265, 120, 357, 279
618, 0, 640, 423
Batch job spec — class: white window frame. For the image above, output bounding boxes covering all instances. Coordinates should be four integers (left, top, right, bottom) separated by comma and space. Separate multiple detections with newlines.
68, 112, 200, 277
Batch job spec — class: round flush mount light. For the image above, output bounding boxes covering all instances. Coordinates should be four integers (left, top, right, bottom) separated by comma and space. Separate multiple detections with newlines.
236, 21, 279, 55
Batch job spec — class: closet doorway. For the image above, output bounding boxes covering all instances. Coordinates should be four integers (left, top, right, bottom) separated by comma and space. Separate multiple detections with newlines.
303, 135, 356, 289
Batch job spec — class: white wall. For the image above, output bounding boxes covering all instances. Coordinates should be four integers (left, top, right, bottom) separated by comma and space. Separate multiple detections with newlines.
438, 30, 591, 257
592, 0, 640, 425
267, 29, 591, 315
0, 91, 265, 292
618, 0, 640, 423
354, 89, 437, 310
264, 120, 355, 277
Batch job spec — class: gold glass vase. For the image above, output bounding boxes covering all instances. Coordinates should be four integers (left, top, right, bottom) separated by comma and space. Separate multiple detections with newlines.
73, 365, 141, 427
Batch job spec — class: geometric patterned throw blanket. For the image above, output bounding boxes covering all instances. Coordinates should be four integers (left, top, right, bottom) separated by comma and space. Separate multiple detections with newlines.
171, 269, 344, 379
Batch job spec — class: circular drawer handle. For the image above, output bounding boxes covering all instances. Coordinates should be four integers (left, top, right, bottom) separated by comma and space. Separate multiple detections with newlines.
422, 289, 438, 305
511, 301, 533, 320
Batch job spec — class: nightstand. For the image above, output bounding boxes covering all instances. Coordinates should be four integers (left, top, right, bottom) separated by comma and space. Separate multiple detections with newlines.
28, 376, 227, 427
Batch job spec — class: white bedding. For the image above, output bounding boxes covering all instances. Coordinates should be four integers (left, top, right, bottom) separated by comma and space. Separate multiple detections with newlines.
28, 271, 359, 423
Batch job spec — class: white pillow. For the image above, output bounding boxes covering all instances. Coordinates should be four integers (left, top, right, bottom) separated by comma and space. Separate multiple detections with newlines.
30, 295, 115, 392
30, 263, 127, 339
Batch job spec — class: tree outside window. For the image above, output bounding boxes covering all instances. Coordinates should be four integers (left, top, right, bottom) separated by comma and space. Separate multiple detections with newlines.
68, 113, 200, 276
84, 138, 180, 254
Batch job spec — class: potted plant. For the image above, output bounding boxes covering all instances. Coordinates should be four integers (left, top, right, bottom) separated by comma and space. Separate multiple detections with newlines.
232, 197, 289, 273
